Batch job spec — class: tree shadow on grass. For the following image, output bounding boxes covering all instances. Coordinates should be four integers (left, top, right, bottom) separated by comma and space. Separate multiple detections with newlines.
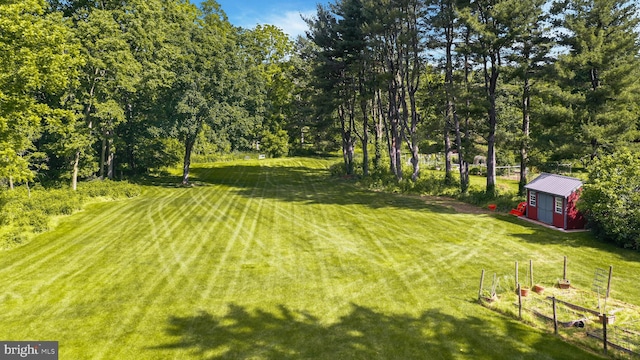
130, 172, 185, 188
150, 303, 600, 359
184, 163, 459, 214
127, 161, 491, 214
498, 214, 640, 261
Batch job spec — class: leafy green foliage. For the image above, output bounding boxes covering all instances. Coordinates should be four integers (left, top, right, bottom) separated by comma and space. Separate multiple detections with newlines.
578, 150, 640, 249
351, 162, 522, 212
1, 0, 639, 217
260, 129, 290, 158
0, 0, 80, 184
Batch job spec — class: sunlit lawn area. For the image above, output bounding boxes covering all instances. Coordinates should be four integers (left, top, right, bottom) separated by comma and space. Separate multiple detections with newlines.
2, 157, 638, 359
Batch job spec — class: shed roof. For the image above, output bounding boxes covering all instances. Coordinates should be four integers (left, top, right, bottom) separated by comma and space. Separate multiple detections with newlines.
524, 173, 583, 198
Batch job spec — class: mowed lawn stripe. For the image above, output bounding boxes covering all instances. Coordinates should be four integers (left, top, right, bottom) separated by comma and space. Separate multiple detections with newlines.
98, 182, 256, 358
220, 166, 269, 301
0, 198, 149, 312
0, 199, 137, 279
150, 186, 229, 287
109, 177, 263, 356
0, 157, 617, 359
69, 190, 213, 358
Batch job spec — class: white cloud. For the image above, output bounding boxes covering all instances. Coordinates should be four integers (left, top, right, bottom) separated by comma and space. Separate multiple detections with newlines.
262, 10, 315, 39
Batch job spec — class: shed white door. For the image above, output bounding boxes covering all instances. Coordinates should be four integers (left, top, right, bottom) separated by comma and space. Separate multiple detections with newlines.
538, 193, 554, 225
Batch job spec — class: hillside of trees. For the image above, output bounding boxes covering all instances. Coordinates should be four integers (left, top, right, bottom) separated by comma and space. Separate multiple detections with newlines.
1, 0, 639, 195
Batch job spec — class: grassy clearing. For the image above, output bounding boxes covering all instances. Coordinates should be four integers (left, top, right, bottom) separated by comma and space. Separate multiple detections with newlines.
2, 157, 638, 359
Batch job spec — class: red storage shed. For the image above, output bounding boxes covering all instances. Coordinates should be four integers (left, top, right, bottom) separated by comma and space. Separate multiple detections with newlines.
524, 173, 586, 230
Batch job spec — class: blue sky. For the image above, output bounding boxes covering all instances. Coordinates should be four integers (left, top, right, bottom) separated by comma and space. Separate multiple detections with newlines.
195, 0, 331, 38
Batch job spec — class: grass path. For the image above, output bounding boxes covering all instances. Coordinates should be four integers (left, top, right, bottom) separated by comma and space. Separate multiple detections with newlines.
2, 157, 639, 359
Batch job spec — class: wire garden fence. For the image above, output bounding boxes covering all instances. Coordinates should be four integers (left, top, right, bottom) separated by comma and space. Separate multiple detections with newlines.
478, 257, 640, 357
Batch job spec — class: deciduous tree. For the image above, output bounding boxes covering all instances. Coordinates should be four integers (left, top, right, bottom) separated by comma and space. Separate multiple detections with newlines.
0, 0, 80, 188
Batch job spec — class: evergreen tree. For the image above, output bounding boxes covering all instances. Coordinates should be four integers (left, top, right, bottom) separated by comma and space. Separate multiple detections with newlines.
504, 0, 552, 194
552, 0, 640, 159
306, 3, 360, 175
460, 0, 536, 195
428, 0, 473, 190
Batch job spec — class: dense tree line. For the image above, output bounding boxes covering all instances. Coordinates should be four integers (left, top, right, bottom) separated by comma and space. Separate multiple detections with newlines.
0, 0, 299, 188
1, 0, 639, 194
304, 0, 640, 196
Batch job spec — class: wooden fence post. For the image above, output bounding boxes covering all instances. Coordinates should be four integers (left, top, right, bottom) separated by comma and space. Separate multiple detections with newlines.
552, 296, 558, 335
518, 283, 522, 320
603, 314, 608, 355
606, 266, 613, 299
563, 256, 567, 280
478, 269, 485, 302
515, 261, 519, 290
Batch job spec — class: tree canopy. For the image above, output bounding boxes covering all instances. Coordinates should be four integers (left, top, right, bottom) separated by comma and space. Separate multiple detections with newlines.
0, 0, 639, 203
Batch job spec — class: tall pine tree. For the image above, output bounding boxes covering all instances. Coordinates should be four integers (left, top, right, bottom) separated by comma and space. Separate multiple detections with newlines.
552, 0, 640, 159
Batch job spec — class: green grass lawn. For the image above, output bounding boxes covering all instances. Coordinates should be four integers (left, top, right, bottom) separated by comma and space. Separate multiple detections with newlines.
2, 157, 639, 359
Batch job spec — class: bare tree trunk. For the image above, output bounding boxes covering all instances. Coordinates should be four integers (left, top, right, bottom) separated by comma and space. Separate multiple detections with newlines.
519, 76, 530, 195
487, 113, 497, 195
9, 176, 14, 190
589, 66, 602, 159
339, 104, 356, 175
385, 111, 394, 174
374, 90, 384, 172
486, 97, 498, 195
454, 114, 468, 193
408, 101, 420, 182
346, 139, 355, 175
382, 24, 403, 181
445, 58, 458, 186
100, 135, 106, 180
388, 83, 403, 180
407, 1, 422, 182
444, 4, 469, 193
107, 137, 114, 180
398, 69, 411, 175
72, 151, 80, 191
360, 98, 370, 177
461, 26, 472, 193
444, 124, 452, 182
400, 61, 421, 182
182, 139, 194, 185
403, 83, 421, 182
484, 53, 499, 196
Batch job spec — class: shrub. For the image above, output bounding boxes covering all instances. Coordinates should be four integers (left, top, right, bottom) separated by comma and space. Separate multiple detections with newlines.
329, 161, 353, 177
578, 150, 640, 249
0, 226, 27, 250
457, 187, 519, 212
22, 210, 50, 233
0, 180, 141, 249
77, 179, 141, 199
31, 189, 84, 215
260, 129, 290, 158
